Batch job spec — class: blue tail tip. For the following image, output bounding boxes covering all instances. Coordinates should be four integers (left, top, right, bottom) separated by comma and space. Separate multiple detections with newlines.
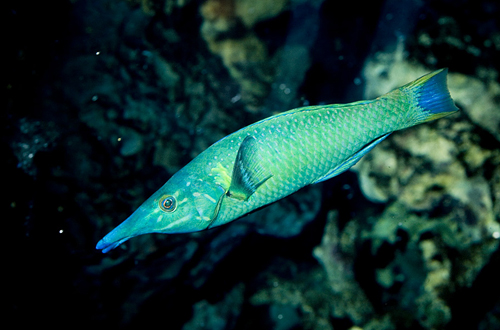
415, 68, 459, 118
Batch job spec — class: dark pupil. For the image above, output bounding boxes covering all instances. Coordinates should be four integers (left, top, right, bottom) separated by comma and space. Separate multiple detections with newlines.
163, 198, 173, 209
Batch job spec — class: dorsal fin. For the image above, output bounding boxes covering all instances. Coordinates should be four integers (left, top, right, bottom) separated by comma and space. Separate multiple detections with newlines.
227, 135, 273, 201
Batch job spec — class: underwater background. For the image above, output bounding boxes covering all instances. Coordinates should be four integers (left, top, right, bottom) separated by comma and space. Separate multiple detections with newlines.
4, 0, 500, 329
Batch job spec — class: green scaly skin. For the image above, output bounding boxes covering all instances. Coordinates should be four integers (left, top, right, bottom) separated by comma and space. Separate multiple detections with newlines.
96, 69, 458, 252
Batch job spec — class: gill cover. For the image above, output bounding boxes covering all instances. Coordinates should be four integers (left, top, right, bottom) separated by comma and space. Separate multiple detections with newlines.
189, 179, 225, 227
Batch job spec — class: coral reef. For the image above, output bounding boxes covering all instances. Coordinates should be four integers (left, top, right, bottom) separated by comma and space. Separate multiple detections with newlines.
313, 211, 374, 325
182, 284, 245, 330
348, 44, 500, 328
199, 0, 286, 111
5, 0, 500, 329
199, 0, 323, 112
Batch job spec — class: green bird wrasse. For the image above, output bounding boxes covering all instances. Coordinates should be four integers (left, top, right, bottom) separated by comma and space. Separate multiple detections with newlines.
96, 69, 458, 253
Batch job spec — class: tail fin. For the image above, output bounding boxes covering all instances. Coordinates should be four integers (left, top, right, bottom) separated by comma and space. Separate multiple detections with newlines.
402, 68, 459, 123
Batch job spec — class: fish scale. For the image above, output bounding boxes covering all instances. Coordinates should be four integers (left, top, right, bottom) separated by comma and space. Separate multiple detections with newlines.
96, 69, 459, 253
210, 100, 412, 225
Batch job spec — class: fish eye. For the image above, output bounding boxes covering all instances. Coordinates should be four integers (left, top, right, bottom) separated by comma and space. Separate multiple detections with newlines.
159, 195, 177, 212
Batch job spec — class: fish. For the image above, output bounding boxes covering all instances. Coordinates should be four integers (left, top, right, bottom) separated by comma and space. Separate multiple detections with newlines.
96, 68, 458, 253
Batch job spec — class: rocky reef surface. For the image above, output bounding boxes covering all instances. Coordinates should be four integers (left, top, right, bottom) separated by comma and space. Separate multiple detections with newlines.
5, 0, 500, 329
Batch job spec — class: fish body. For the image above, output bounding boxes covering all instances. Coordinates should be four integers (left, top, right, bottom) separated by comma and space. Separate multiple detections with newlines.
97, 69, 458, 253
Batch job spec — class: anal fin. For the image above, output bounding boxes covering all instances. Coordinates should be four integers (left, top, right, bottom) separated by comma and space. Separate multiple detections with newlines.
227, 135, 273, 201
313, 133, 391, 184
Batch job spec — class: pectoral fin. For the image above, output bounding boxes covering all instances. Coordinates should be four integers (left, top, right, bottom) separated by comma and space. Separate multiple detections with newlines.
227, 135, 273, 201
313, 133, 391, 184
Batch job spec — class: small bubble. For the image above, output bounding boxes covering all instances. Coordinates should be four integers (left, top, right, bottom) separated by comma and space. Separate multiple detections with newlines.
231, 94, 241, 103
